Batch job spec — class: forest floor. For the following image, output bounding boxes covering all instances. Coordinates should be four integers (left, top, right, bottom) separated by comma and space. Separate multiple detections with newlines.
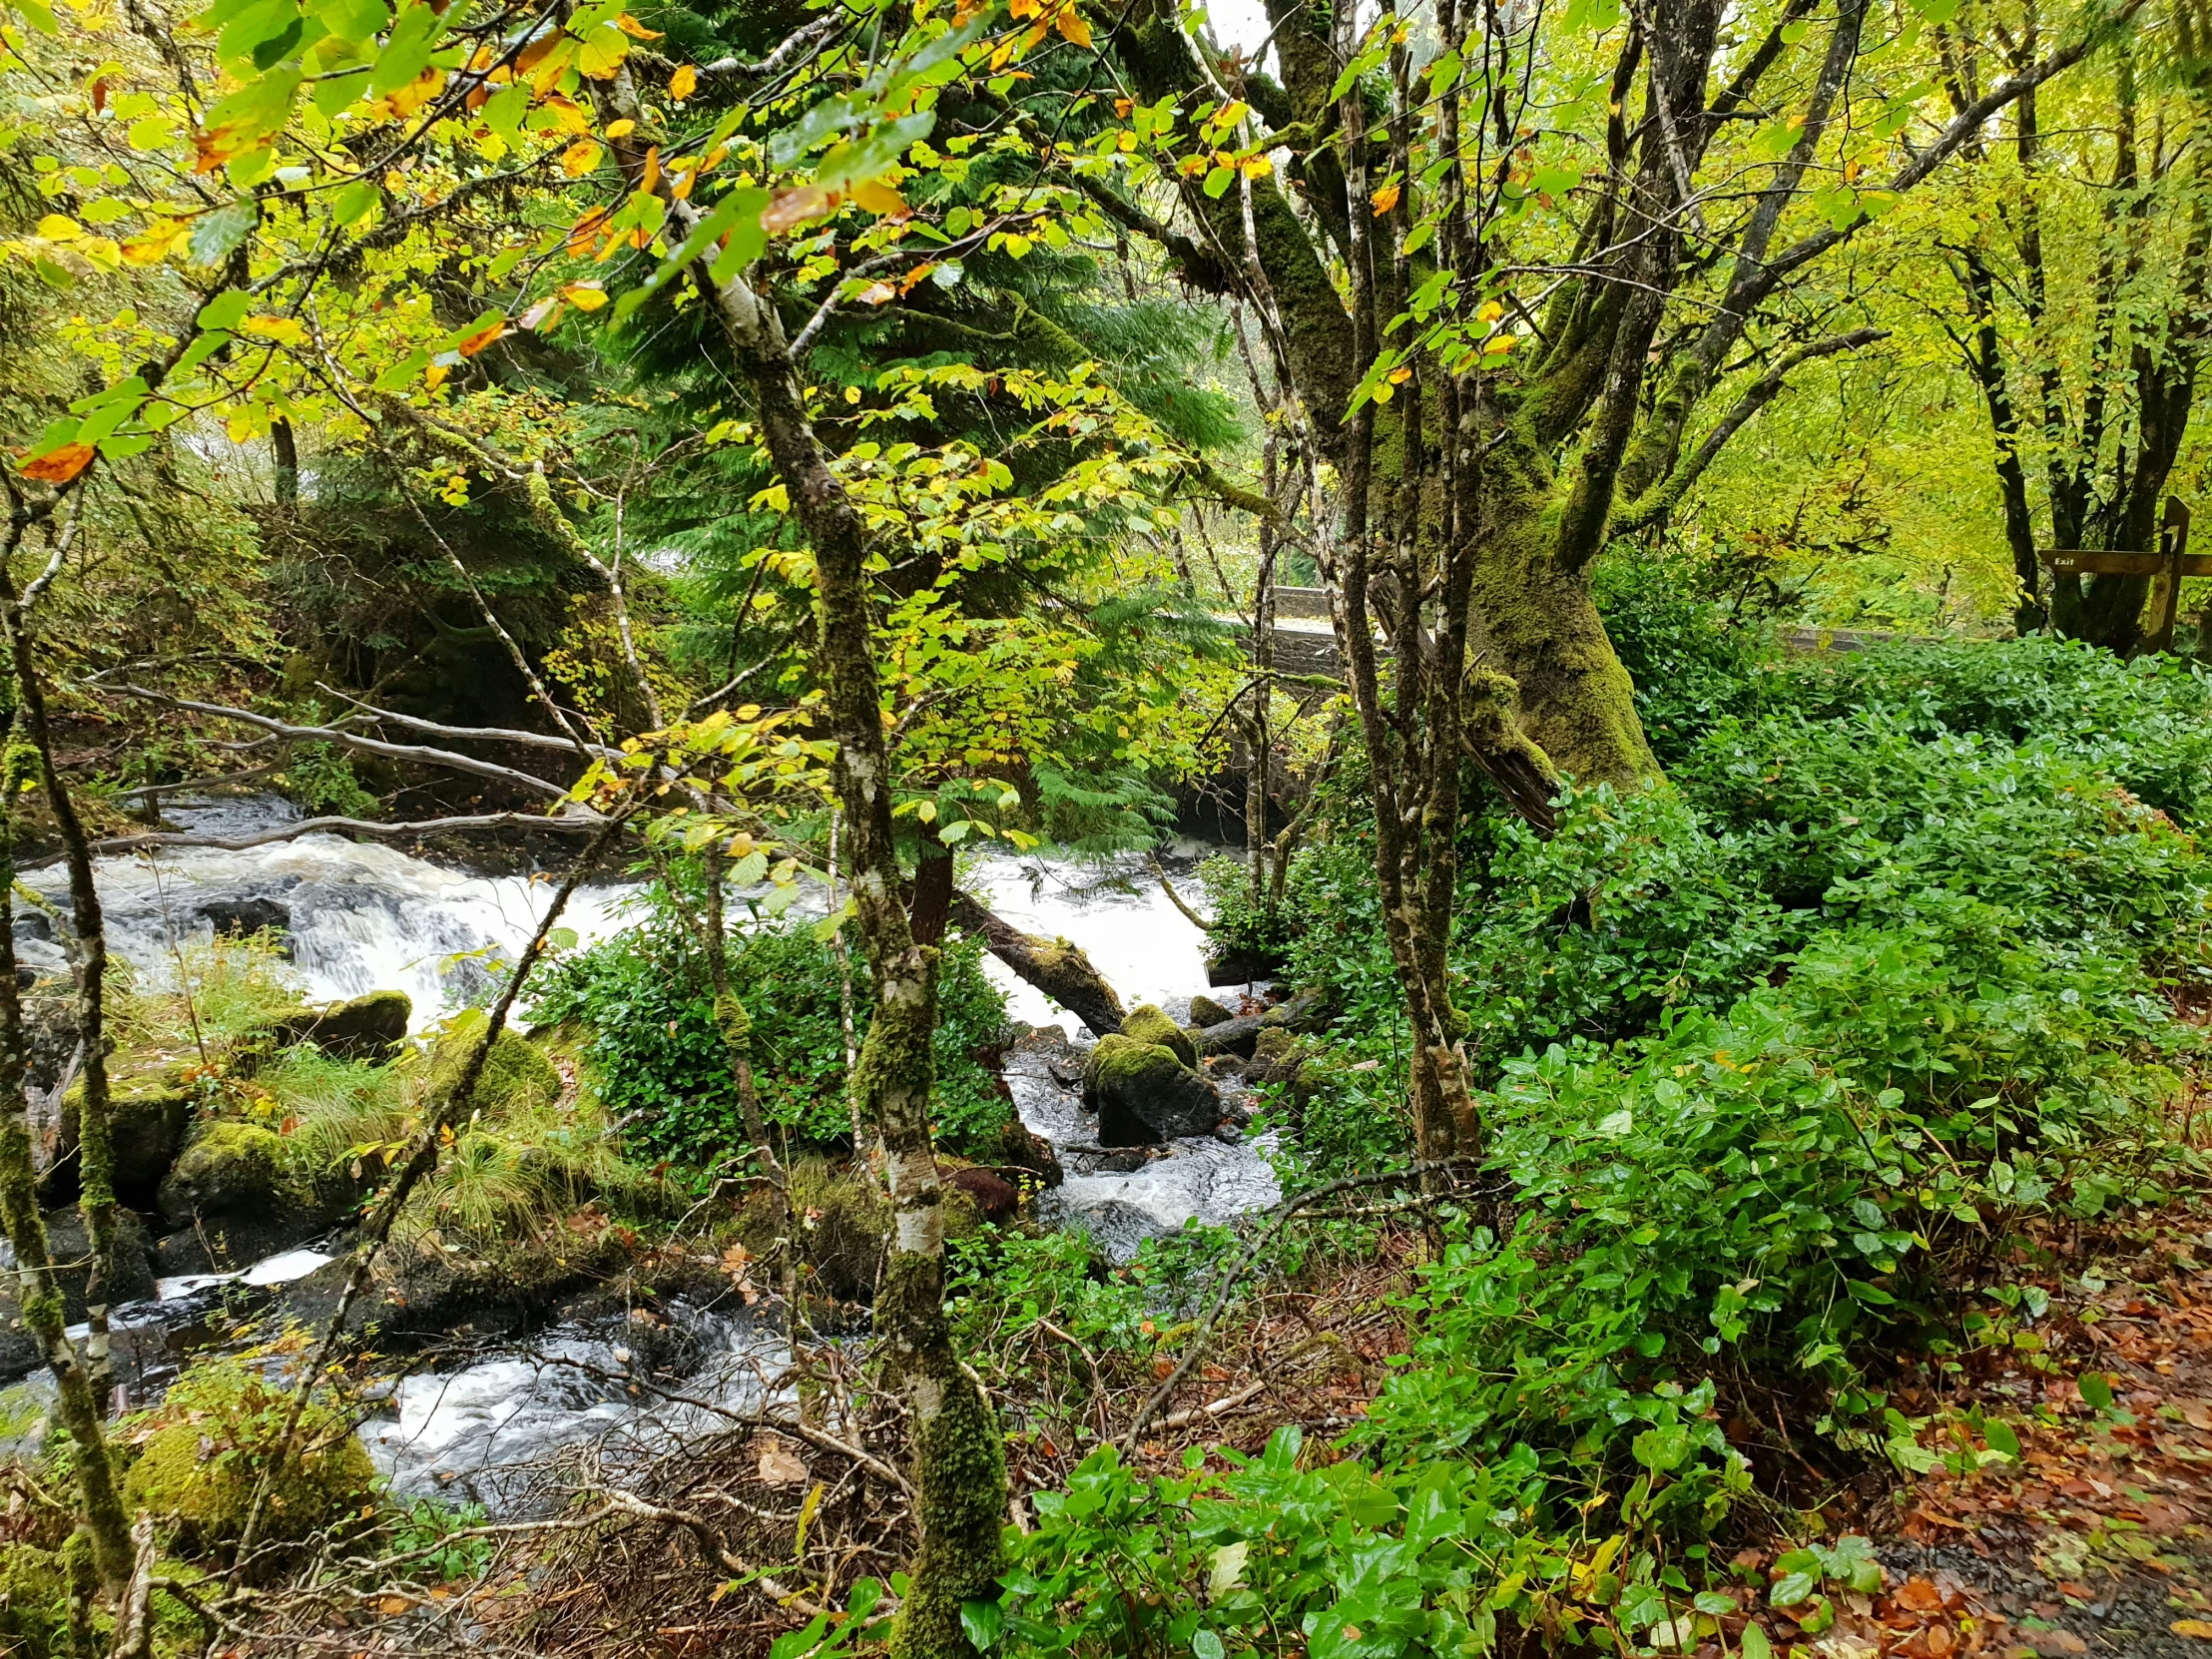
1779, 1193, 2212, 1659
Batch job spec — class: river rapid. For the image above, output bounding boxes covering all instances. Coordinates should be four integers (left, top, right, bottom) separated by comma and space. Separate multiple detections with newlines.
5, 802, 1283, 1509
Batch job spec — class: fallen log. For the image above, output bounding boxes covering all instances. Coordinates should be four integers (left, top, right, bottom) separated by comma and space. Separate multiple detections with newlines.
948, 892, 1127, 1036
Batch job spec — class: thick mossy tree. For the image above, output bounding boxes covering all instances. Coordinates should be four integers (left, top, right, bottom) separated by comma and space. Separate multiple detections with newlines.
1078, 0, 2126, 1155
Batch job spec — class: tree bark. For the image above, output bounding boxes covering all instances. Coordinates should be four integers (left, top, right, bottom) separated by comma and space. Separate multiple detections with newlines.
947, 892, 1126, 1037
703, 256, 1004, 1659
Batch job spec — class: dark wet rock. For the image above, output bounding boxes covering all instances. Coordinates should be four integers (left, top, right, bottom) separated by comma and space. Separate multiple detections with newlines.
1204, 943, 1286, 987
996, 1120, 1064, 1189
156, 1122, 352, 1271
945, 1166, 1019, 1224
1083, 1034, 1220, 1144
199, 896, 291, 948
1187, 994, 1234, 1028
0, 1209, 161, 1382
276, 988, 410, 1062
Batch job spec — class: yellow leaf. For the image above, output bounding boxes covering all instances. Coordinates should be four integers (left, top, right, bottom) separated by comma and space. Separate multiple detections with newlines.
561, 139, 603, 178
561, 280, 609, 310
35, 215, 82, 242
669, 64, 698, 100
1476, 299, 1504, 323
603, 118, 636, 138
543, 95, 592, 134
2175, 1623, 2212, 1641
1056, 4, 1091, 45
120, 221, 188, 265
614, 13, 662, 37
240, 314, 306, 344
1386, 365, 1412, 384
424, 362, 450, 390
640, 144, 660, 196
850, 179, 906, 218
1370, 180, 1400, 216
856, 280, 895, 305
1482, 332, 1516, 354
577, 27, 628, 79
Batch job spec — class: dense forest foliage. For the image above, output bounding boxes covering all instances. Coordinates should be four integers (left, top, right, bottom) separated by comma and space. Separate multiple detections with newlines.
0, 0, 2209, 1651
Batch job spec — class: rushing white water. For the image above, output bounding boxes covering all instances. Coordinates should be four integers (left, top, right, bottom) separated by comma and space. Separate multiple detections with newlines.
969, 838, 1227, 1032
24, 800, 640, 1031
361, 1308, 792, 1510
9, 799, 1286, 1505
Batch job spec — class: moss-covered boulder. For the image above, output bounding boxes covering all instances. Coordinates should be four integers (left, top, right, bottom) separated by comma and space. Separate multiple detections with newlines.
1119, 1004, 1197, 1070
425, 1026, 563, 1115
1187, 994, 1234, 1029
280, 989, 410, 1061
1082, 1034, 1219, 1144
124, 1358, 376, 1555
49, 1055, 192, 1211
158, 1122, 287, 1224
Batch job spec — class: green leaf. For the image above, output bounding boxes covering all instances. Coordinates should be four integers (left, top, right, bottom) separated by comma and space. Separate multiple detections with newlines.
1740, 1624, 1773, 1659
189, 197, 261, 267
958, 1598, 1003, 1651
2078, 1371, 2115, 1411
198, 288, 253, 331
1203, 165, 1235, 199
1770, 1571, 1817, 1608
1192, 1632, 1226, 1659
332, 179, 380, 227
369, 0, 441, 96
548, 926, 580, 951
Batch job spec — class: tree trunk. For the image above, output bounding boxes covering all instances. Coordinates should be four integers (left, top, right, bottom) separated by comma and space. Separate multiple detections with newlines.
707, 264, 1004, 1658
0, 688, 133, 1591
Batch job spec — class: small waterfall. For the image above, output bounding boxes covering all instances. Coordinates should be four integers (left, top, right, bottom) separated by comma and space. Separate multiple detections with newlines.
24, 800, 640, 1029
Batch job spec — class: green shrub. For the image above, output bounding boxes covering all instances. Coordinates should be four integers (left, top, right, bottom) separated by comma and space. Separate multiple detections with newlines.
534, 912, 1013, 1166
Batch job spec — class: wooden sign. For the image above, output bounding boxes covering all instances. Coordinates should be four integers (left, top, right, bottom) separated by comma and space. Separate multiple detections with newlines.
2041, 498, 2194, 653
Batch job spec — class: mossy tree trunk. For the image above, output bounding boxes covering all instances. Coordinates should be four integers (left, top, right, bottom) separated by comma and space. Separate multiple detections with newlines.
1103, 0, 2099, 1155
0, 591, 123, 1400
0, 688, 133, 1591
698, 243, 1006, 1657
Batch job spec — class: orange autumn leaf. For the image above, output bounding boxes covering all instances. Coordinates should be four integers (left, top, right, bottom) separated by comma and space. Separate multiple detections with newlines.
1371, 180, 1401, 216
640, 144, 661, 196
1056, 4, 1092, 45
19, 443, 96, 483
761, 186, 834, 232
614, 13, 662, 37
669, 64, 698, 100
561, 139, 603, 178
566, 207, 610, 256
121, 221, 189, 266
455, 319, 507, 356
856, 280, 896, 304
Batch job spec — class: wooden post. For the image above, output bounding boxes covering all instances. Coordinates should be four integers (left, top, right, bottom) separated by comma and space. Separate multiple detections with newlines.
2147, 497, 2192, 655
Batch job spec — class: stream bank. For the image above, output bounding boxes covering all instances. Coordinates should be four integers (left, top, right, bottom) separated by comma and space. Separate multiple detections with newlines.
2, 807, 1309, 1511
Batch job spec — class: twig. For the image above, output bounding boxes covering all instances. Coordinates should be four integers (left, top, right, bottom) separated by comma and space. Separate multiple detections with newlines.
1120, 1159, 1499, 1453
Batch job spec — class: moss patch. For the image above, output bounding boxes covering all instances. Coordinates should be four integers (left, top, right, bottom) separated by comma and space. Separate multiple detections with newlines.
123, 1358, 376, 1556
1119, 1004, 1196, 1069
157, 1122, 289, 1222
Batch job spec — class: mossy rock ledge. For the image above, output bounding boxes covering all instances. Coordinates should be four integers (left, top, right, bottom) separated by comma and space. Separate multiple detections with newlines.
1081, 1033, 1219, 1144
277, 987, 411, 1061
1187, 994, 1235, 1029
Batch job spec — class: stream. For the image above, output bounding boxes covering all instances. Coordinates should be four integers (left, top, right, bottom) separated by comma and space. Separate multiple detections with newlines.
6, 806, 1283, 1510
